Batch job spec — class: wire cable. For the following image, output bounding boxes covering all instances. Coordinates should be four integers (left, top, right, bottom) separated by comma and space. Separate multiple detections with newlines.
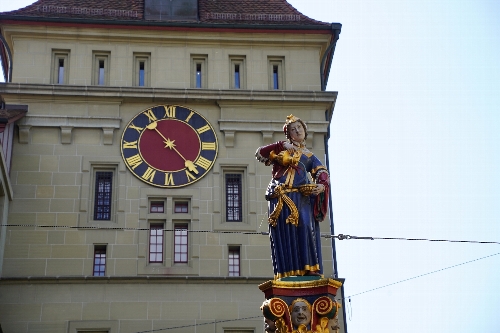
2, 225, 499, 245
328, 233, 500, 245
344, 252, 500, 299
134, 315, 262, 333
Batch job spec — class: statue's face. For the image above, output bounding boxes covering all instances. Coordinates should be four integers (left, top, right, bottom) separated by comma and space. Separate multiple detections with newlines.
289, 121, 305, 142
291, 301, 311, 327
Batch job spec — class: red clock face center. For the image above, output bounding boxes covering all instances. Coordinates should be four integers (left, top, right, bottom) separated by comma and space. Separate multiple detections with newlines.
139, 119, 200, 172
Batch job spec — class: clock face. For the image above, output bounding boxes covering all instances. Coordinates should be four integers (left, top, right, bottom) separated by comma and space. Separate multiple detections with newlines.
121, 105, 218, 188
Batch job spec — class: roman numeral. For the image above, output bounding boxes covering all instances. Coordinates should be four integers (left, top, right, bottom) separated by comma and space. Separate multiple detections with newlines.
128, 123, 143, 133
164, 105, 176, 118
122, 140, 138, 149
143, 109, 157, 122
201, 142, 216, 150
126, 154, 143, 170
164, 173, 174, 186
142, 167, 156, 182
185, 110, 194, 122
196, 124, 211, 134
185, 170, 196, 181
195, 156, 212, 170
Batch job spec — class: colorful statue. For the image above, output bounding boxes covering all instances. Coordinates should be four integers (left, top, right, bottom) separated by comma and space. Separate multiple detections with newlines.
256, 114, 330, 279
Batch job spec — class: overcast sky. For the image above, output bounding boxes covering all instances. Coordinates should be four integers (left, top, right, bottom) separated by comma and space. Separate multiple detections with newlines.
1, 0, 500, 332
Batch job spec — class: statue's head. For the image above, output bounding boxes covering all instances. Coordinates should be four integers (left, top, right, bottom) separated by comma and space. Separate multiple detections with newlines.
283, 114, 308, 143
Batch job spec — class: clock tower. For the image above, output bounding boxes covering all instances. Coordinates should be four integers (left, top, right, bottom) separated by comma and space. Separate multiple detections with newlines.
0, 1, 343, 332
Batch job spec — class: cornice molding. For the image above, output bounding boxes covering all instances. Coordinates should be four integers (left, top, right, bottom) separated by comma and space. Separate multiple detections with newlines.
218, 119, 329, 148
0, 276, 270, 285
17, 115, 121, 145
0, 83, 338, 104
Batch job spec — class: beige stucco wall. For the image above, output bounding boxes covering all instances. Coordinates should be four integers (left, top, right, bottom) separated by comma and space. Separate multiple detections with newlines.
1, 93, 335, 279
4, 25, 330, 91
0, 278, 268, 333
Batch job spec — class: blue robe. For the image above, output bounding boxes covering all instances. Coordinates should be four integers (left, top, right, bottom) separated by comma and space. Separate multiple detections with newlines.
266, 151, 326, 279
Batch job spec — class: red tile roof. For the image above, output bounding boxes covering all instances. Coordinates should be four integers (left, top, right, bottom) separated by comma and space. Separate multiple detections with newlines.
0, 0, 331, 27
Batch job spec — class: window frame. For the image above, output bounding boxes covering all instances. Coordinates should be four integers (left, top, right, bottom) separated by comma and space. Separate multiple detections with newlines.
173, 223, 189, 264
93, 245, 107, 276
191, 55, 208, 88
93, 171, 114, 221
174, 201, 189, 214
149, 223, 165, 263
51, 50, 70, 84
133, 52, 151, 87
92, 51, 111, 86
268, 57, 285, 90
225, 173, 243, 222
229, 56, 246, 89
150, 201, 165, 213
228, 246, 241, 277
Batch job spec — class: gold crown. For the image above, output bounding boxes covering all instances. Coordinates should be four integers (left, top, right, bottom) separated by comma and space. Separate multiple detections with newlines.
285, 114, 300, 126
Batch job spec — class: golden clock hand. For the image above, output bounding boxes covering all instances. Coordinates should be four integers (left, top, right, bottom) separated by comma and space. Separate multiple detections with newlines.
146, 121, 199, 174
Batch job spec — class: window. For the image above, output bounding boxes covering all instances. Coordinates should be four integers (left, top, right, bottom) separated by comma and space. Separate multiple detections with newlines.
196, 63, 202, 88
228, 246, 240, 276
226, 173, 242, 222
68, 320, 118, 333
149, 223, 164, 263
51, 50, 70, 84
174, 224, 188, 263
93, 245, 107, 276
191, 55, 207, 88
174, 201, 189, 213
230, 56, 246, 89
94, 171, 113, 220
150, 201, 164, 213
268, 57, 284, 90
92, 52, 110, 85
134, 53, 151, 87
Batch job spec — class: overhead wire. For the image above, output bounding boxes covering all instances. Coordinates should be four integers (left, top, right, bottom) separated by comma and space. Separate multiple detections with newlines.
133, 316, 262, 333
2, 224, 499, 245
3, 223, 499, 332
129, 251, 500, 333
344, 251, 500, 298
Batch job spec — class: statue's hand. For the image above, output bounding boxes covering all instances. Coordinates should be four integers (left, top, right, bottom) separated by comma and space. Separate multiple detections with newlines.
312, 184, 325, 195
283, 142, 295, 152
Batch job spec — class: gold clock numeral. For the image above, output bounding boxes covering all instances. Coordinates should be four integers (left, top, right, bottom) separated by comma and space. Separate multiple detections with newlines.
122, 140, 138, 149
164, 105, 176, 118
201, 142, 216, 150
195, 156, 212, 170
126, 154, 143, 170
128, 123, 144, 133
185, 110, 194, 122
144, 109, 157, 123
196, 124, 211, 134
185, 170, 196, 181
164, 173, 174, 186
142, 167, 156, 182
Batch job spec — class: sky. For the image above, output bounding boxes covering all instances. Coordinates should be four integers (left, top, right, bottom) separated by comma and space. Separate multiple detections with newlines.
1, 0, 500, 332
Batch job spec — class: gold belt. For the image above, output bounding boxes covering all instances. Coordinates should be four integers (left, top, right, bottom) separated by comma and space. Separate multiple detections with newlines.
268, 184, 316, 227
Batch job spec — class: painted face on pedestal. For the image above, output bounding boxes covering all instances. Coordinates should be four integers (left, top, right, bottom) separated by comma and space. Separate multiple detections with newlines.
291, 300, 312, 327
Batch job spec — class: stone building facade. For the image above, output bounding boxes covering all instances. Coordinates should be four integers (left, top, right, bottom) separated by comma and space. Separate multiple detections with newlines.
0, 1, 343, 332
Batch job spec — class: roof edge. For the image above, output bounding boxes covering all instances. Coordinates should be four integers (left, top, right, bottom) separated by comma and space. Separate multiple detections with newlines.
0, 14, 341, 32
